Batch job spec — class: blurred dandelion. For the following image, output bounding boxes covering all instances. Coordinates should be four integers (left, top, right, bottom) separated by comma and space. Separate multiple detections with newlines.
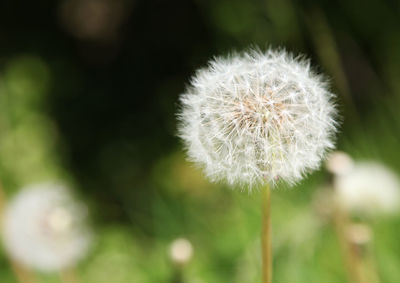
178, 48, 338, 283
335, 161, 400, 216
346, 223, 372, 248
169, 238, 193, 266
345, 224, 380, 283
2, 182, 92, 273
168, 238, 193, 283
326, 151, 354, 176
323, 152, 396, 283
59, 0, 130, 42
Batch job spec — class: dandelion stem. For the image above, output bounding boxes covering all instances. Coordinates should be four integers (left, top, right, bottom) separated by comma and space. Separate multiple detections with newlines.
332, 203, 363, 283
10, 261, 36, 283
261, 184, 272, 283
362, 247, 381, 283
348, 225, 381, 283
60, 267, 79, 283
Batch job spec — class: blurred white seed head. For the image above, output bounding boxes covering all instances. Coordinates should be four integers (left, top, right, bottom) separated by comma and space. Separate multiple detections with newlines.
335, 162, 400, 216
346, 223, 372, 246
169, 238, 193, 265
2, 182, 91, 272
178, 48, 337, 188
326, 151, 354, 176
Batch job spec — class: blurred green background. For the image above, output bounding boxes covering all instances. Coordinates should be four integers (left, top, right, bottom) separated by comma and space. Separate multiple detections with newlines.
1, 0, 400, 282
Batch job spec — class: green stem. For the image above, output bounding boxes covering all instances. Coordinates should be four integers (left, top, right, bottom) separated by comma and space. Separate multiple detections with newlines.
332, 203, 363, 283
262, 184, 272, 283
60, 267, 79, 283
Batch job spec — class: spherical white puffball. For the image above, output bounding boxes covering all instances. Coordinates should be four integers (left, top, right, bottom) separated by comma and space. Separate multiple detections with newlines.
335, 162, 400, 216
178, 49, 337, 187
168, 238, 193, 265
2, 182, 91, 272
326, 151, 354, 176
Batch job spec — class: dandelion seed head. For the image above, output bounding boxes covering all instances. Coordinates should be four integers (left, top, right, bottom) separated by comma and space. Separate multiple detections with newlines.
178, 48, 338, 188
169, 238, 193, 265
335, 162, 400, 216
326, 151, 354, 176
2, 182, 91, 272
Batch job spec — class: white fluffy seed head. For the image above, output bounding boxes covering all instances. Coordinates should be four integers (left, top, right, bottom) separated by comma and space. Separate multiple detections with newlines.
335, 162, 400, 216
2, 182, 92, 272
168, 238, 193, 265
326, 151, 354, 176
178, 48, 338, 188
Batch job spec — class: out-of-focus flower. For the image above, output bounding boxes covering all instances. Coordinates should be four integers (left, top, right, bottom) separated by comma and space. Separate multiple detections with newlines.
2, 182, 91, 272
346, 223, 372, 246
168, 238, 193, 265
326, 151, 354, 176
178, 48, 338, 188
59, 0, 131, 42
335, 162, 400, 216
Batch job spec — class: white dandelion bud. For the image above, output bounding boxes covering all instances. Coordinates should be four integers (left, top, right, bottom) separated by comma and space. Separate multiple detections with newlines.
178, 48, 338, 187
335, 162, 400, 216
2, 182, 92, 272
168, 238, 193, 265
326, 151, 354, 176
